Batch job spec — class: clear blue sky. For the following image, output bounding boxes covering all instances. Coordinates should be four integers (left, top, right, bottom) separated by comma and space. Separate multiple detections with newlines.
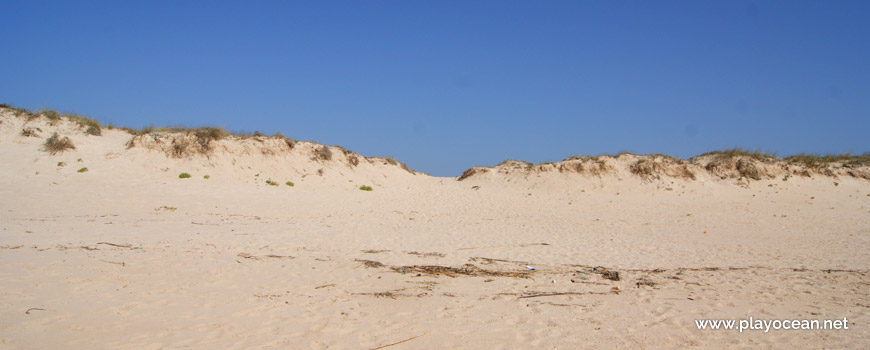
2, 1, 868, 176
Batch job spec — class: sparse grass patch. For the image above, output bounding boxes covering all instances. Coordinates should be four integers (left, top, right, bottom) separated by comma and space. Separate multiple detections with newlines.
359, 185, 373, 191
155, 206, 177, 212
266, 180, 279, 186
77, 167, 88, 173
38, 109, 61, 122
66, 114, 102, 136
785, 153, 870, 168
42, 133, 76, 155
696, 148, 777, 162
203, 175, 210, 179
57, 162, 66, 167
285, 181, 294, 187
179, 172, 191, 179
458, 167, 488, 181
0, 104, 32, 116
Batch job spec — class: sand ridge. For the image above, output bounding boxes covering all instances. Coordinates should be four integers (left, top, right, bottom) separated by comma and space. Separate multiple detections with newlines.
1, 108, 869, 348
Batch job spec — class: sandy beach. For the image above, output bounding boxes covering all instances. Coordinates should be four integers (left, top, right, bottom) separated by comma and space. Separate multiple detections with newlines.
1, 108, 868, 349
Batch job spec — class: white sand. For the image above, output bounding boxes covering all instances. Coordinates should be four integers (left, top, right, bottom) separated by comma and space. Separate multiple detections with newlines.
1, 110, 868, 348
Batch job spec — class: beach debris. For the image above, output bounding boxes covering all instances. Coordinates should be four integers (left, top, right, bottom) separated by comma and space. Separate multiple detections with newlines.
407, 251, 446, 258
636, 276, 657, 288
99, 259, 125, 266
96, 242, 138, 249
356, 259, 385, 268
518, 291, 617, 299
369, 331, 429, 350
526, 265, 536, 271
392, 264, 529, 278
25, 308, 46, 314
592, 267, 620, 281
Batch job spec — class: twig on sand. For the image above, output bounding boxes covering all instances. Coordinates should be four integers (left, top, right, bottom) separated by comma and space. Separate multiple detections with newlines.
99, 259, 126, 266
369, 331, 429, 350
518, 291, 616, 299
25, 308, 45, 314
96, 242, 135, 249
315, 284, 336, 289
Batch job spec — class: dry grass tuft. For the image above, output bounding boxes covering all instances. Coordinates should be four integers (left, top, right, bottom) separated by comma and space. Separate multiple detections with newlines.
314, 145, 333, 161
457, 167, 484, 181
42, 133, 76, 155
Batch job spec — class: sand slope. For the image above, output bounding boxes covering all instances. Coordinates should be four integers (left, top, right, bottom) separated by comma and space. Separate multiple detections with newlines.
1, 109, 868, 349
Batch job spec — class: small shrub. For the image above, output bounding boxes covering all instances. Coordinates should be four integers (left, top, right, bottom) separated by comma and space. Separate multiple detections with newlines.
85, 125, 101, 136
179, 172, 191, 179
359, 185, 373, 191
347, 154, 360, 166
314, 145, 333, 161
194, 127, 228, 151
57, 162, 66, 167
39, 109, 61, 122
203, 175, 210, 179
20, 128, 39, 137
77, 167, 88, 173
273, 132, 295, 149
77, 158, 83, 162
266, 180, 279, 186
42, 133, 76, 155
155, 206, 177, 212
285, 181, 294, 187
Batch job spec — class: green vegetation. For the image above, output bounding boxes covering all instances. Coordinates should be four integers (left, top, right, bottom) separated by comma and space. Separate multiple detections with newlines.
285, 181, 294, 187
65, 114, 102, 136
784, 153, 870, 168
694, 148, 777, 162
266, 180, 279, 186
77, 167, 88, 173
38, 109, 61, 122
155, 206, 177, 212
57, 162, 66, 167
359, 185, 373, 191
179, 172, 191, 179
42, 133, 76, 155
203, 175, 210, 179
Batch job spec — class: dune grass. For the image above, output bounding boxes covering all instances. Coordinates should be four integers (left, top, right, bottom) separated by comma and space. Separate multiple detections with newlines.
286, 181, 294, 187
42, 133, 76, 155
77, 167, 88, 173
179, 172, 191, 179
359, 185, 373, 191
784, 153, 870, 168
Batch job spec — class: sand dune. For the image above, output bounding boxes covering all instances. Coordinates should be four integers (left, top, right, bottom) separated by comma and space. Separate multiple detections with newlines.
1, 108, 868, 348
